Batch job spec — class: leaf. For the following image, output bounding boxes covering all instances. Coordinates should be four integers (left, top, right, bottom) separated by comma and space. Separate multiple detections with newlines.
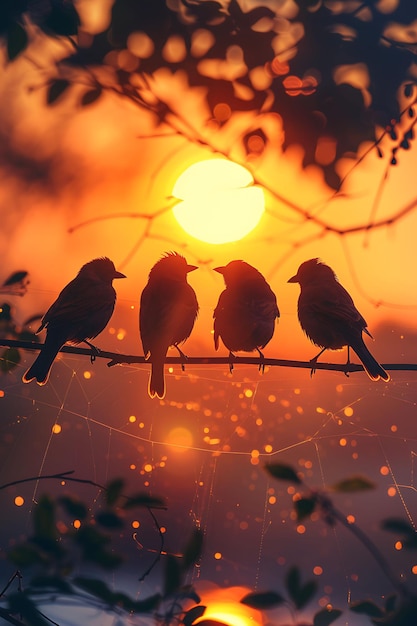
8, 543, 45, 567
74, 576, 114, 603
96, 510, 124, 529
59, 495, 88, 520
123, 493, 166, 509
182, 528, 204, 570
33, 495, 57, 541
42, 3, 80, 37
30, 575, 73, 594
350, 600, 385, 618
81, 87, 102, 106
241, 590, 285, 609
286, 567, 317, 610
330, 475, 375, 493
2, 271, 28, 286
105, 477, 125, 506
0, 347, 21, 372
47, 79, 70, 105
294, 497, 317, 521
164, 554, 182, 597
183, 605, 207, 626
264, 463, 302, 484
7, 22, 28, 62
313, 607, 343, 626
382, 518, 416, 536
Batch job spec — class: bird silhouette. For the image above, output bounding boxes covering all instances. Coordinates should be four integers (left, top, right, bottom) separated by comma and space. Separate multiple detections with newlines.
23, 257, 126, 385
213, 260, 279, 371
139, 252, 199, 399
288, 258, 390, 381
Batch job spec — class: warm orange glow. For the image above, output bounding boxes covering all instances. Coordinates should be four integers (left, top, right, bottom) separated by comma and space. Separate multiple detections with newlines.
165, 426, 193, 451
172, 160, 265, 244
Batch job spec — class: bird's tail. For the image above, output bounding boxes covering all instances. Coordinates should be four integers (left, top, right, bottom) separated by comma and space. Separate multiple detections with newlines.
22, 340, 62, 385
149, 357, 165, 399
351, 338, 390, 382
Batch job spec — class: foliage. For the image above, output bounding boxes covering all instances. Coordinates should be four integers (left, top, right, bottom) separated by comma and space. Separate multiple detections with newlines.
1, 474, 202, 626
0, 270, 41, 374
2, 0, 417, 188
265, 461, 417, 625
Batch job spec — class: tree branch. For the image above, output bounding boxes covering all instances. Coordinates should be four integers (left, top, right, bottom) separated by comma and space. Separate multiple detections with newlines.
2, 339, 416, 374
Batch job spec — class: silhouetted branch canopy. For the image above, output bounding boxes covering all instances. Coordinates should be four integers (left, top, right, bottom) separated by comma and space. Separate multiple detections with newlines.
2, 0, 417, 188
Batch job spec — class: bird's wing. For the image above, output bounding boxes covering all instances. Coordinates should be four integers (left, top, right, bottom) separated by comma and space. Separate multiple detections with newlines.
303, 282, 367, 329
42, 277, 115, 329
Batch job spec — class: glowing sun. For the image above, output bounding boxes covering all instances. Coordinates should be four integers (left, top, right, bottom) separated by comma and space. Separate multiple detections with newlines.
172, 159, 265, 244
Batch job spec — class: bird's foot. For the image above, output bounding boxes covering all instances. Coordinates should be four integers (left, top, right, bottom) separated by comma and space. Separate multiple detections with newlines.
84, 340, 100, 364
228, 351, 236, 374
257, 348, 265, 373
174, 344, 187, 371
309, 358, 318, 378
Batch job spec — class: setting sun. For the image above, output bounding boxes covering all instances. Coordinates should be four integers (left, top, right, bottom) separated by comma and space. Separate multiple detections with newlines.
172, 159, 265, 244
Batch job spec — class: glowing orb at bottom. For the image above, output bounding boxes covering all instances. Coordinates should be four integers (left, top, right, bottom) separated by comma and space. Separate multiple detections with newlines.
166, 427, 193, 451
172, 159, 265, 244
195, 602, 263, 626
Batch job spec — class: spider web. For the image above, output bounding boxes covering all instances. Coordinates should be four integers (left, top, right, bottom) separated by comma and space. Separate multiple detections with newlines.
1, 346, 416, 625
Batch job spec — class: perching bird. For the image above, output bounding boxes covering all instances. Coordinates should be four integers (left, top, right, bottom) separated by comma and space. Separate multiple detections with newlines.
22, 257, 126, 385
213, 260, 280, 371
139, 252, 199, 399
288, 258, 390, 381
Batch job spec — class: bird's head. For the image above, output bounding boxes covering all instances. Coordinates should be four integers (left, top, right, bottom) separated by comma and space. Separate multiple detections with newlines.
149, 252, 198, 281
214, 260, 265, 286
288, 258, 337, 286
80, 257, 126, 283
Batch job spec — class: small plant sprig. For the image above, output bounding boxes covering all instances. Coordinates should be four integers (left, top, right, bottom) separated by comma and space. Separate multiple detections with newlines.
262, 462, 417, 625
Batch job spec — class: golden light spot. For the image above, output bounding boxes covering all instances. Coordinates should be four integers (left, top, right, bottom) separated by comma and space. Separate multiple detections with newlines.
214, 552, 222, 560
255, 418, 263, 426
0, 390, 4, 398
168, 367, 174, 374
160, 526, 166, 534
380, 465, 389, 476
244, 388, 253, 398
127, 32, 154, 58
83, 371, 92, 379
336, 384, 343, 392
346, 514, 355, 524
108, 327, 115, 335
287, 486, 296, 495
250, 457, 259, 466
305, 460, 313, 469
52, 424, 62, 434
269, 496, 276, 504
264, 444, 273, 453
165, 426, 193, 451
412, 565, 417, 575
163, 35, 187, 63
268, 394, 276, 403
73, 519, 81, 529
251, 449, 260, 458
132, 520, 140, 529
271, 57, 289, 75
143, 463, 153, 472
116, 329, 126, 340
191, 28, 215, 58
344, 406, 354, 417
139, 422, 145, 429
395, 541, 403, 551
246, 134, 265, 154
388, 487, 397, 497
391, 424, 398, 432
213, 102, 231, 122
296, 524, 306, 534
339, 438, 347, 447
14, 496, 24, 507
239, 521, 249, 530
313, 566, 323, 575
283, 75, 303, 96
129, 415, 136, 423
316, 406, 326, 414
172, 159, 265, 244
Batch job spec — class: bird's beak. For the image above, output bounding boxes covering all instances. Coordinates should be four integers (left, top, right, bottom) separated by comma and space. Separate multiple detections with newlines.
114, 271, 126, 279
287, 274, 298, 283
187, 265, 198, 273
214, 266, 225, 274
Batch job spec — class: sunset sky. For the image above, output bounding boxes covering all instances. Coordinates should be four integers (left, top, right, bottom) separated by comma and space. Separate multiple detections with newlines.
0, 2, 417, 625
